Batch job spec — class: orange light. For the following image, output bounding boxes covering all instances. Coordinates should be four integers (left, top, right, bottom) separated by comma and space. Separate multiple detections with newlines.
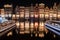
53, 14, 57, 17
35, 14, 38, 18
12, 14, 15, 19
39, 22, 44, 31
20, 12, 24, 18
16, 22, 19, 28
25, 21, 29, 30
39, 33, 44, 38
30, 22, 34, 28
58, 14, 60, 18
34, 22, 38, 28
45, 14, 49, 18
31, 14, 34, 17
20, 22, 24, 29
16, 14, 19, 18
7, 32, 12, 36
39, 14, 44, 18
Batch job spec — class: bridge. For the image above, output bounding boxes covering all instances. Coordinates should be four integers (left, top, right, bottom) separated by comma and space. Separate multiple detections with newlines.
45, 20, 60, 36
0, 20, 16, 37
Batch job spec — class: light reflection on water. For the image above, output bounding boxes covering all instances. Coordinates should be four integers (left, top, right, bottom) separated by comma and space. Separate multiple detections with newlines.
15, 21, 49, 38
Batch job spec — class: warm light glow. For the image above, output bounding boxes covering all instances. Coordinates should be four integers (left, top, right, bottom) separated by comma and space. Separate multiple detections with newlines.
16, 22, 19, 28
35, 14, 38, 18
4, 4, 12, 7
7, 32, 12, 36
20, 22, 24, 29
1, 9, 4, 14
20, 12, 24, 18
39, 14, 44, 18
31, 14, 34, 17
30, 22, 34, 29
12, 14, 15, 19
58, 14, 60, 18
30, 12, 34, 17
16, 14, 19, 18
25, 12, 29, 18
41, 22, 44, 27
49, 13, 53, 18
53, 14, 57, 17
25, 21, 29, 30
39, 9, 44, 13
39, 33, 44, 38
25, 21, 30, 33
45, 14, 49, 18
39, 22, 44, 31
20, 31, 24, 34
35, 33, 38, 37
34, 22, 38, 29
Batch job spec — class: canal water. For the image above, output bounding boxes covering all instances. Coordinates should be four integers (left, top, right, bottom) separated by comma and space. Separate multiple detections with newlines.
0, 19, 60, 40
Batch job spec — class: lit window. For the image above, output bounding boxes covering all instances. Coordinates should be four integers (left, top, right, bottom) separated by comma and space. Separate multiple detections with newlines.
25, 12, 29, 18
16, 22, 19, 28
49, 13, 53, 18
34, 22, 38, 28
12, 14, 15, 19
30, 22, 34, 28
30, 12, 34, 17
45, 14, 49, 18
35, 14, 38, 18
16, 14, 19, 18
39, 14, 44, 18
20, 12, 24, 18
25, 21, 29, 30
58, 14, 60, 18
20, 22, 24, 29
53, 14, 57, 17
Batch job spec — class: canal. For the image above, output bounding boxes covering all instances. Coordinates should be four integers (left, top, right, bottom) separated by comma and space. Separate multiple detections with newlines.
0, 19, 60, 40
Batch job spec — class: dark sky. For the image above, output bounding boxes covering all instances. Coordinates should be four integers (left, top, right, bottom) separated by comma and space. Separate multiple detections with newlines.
0, 0, 60, 8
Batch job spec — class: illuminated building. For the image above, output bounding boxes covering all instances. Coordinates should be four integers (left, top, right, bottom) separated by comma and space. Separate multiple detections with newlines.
34, 4, 39, 19
25, 7, 30, 20
39, 3, 45, 20
57, 3, 60, 20
16, 12, 19, 20
19, 6, 25, 18
1, 3, 60, 35
30, 22, 34, 32
45, 7, 49, 20
0, 9, 5, 18
25, 21, 30, 33
30, 4, 34, 18
53, 3, 57, 20
20, 22, 24, 34
19, 6, 25, 21
4, 4, 13, 20
39, 22, 45, 31
49, 8, 53, 20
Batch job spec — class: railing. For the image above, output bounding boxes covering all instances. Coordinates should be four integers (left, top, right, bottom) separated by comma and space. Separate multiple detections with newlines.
45, 20, 60, 36
0, 20, 16, 37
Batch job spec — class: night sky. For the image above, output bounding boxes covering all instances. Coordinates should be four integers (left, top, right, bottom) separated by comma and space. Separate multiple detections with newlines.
0, 0, 60, 8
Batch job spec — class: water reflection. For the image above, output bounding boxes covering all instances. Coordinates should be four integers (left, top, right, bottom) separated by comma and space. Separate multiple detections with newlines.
15, 20, 49, 38
39, 33, 44, 38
